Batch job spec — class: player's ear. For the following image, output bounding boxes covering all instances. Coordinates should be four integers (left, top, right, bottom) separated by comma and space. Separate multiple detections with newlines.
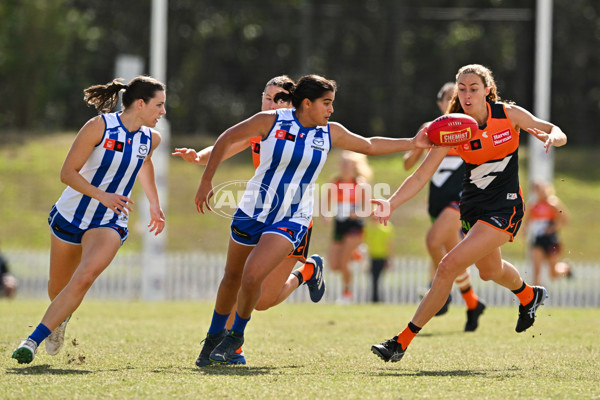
301, 98, 312, 110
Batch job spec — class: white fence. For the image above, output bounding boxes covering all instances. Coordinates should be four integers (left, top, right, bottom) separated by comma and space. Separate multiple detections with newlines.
5, 250, 600, 307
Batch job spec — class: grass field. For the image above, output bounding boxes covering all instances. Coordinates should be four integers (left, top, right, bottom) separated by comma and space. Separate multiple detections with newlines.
1, 133, 600, 262
2, 300, 599, 399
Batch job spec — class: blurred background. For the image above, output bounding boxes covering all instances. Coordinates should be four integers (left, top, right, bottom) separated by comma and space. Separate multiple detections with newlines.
1, 0, 598, 142
1, 0, 599, 302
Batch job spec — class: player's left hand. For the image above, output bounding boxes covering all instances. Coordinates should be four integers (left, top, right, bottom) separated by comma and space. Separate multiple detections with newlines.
414, 125, 434, 149
195, 180, 214, 214
526, 128, 554, 153
172, 148, 200, 163
148, 204, 165, 235
370, 199, 392, 226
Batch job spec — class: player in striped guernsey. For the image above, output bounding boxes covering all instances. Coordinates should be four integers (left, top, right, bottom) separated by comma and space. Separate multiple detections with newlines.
371, 64, 567, 364
12, 76, 166, 364
194, 74, 431, 365
175, 76, 325, 366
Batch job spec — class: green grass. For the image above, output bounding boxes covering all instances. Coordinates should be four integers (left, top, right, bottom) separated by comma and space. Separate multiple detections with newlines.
1, 300, 599, 399
1, 133, 599, 262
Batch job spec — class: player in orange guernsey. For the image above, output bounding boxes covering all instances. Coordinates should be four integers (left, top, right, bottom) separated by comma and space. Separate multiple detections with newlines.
173, 76, 322, 366
325, 151, 372, 303
371, 64, 567, 364
523, 181, 571, 285
403, 82, 485, 331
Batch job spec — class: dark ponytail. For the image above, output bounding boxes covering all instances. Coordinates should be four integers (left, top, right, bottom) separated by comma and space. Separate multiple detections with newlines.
83, 76, 165, 114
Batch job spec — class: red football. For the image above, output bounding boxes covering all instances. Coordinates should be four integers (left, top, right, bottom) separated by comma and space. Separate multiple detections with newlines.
426, 113, 478, 146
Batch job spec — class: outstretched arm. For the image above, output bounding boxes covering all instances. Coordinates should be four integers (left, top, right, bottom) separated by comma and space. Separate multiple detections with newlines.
195, 111, 276, 214
330, 122, 432, 156
403, 122, 429, 170
372, 146, 449, 225
173, 138, 251, 165
506, 104, 567, 152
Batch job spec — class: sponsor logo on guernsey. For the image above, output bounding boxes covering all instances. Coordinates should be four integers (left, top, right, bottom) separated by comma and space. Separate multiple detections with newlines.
506, 193, 518, 200
492, 129, 512, 146
311, 137, 326, 151
104, 138, 124, 152
137, 144, 149, 159
462, 138, 482, 151
275, 130, 296, 142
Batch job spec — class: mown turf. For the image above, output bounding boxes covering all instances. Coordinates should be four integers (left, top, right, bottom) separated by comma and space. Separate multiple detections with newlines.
2, 300, 599, 399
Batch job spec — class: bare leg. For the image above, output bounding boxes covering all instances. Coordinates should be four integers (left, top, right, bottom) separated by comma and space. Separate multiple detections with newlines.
236, 234, 294, 319
48, 234, 82, 300
531, 247, 545, 285
412, 223, 512, 328
40, 228, 121, 331
214, 238, 254, 316
255, 257, 299, 310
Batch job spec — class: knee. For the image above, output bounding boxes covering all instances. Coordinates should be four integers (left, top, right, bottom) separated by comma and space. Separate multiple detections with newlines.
425, 230, 443, 252
436, 257, 458, 281
478, 270, 494, 282
254, 301, 270, 311
240, 264, 263, 290
70, 271, 98, 292
478, 266, 502, 282
221, 266, 244, 288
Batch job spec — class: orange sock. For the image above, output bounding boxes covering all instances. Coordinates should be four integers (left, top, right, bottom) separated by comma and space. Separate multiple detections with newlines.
512, 281, 534, 305
396, 323, 420, 350
460, 286, 479, 310
296, 262, 315, 283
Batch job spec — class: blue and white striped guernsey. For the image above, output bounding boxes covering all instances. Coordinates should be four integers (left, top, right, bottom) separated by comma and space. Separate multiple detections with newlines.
237, 108, 331, 227
55, 112, 152, 229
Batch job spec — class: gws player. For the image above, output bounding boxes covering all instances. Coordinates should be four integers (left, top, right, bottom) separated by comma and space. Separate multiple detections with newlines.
371, 64, 566, 364
403, 82, 485, 331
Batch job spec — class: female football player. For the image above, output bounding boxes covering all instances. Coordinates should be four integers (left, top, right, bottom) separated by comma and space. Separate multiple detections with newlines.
403, 82, 485, 331
371, 64, 566, 363
174, 76, 324, 366
195, 74, 431, 365
12, 76, 166, 364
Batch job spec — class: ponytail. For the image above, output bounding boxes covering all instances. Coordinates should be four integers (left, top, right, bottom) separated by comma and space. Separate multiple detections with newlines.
83, 79, 127, 113
83, 76, 165, 114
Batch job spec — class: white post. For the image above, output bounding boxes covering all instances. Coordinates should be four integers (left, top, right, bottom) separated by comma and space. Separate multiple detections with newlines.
529, 0, 554, 186
141, 0, 169, 300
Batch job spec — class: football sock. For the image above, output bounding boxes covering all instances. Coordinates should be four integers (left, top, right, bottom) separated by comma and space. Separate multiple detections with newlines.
28, 323, 52, 346
395, 322, 421, 350
230, 313, 251, 335
207, 310, 230, 335
291, 262, 315, 286
460, 286, 479, 310
512, 281, 534, 306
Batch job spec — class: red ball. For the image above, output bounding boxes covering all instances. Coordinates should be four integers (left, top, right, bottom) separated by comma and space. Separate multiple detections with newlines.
426, 113, 478, 146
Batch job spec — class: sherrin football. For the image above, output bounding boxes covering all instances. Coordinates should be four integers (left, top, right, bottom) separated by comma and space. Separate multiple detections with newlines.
426, 113, 478, 146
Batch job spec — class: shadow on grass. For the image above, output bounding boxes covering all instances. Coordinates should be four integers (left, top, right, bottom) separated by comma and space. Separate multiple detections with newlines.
194, 364, 300, 376
417, 331, 465, 338
370, 368, 489, 377
6, 364, 92, 375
